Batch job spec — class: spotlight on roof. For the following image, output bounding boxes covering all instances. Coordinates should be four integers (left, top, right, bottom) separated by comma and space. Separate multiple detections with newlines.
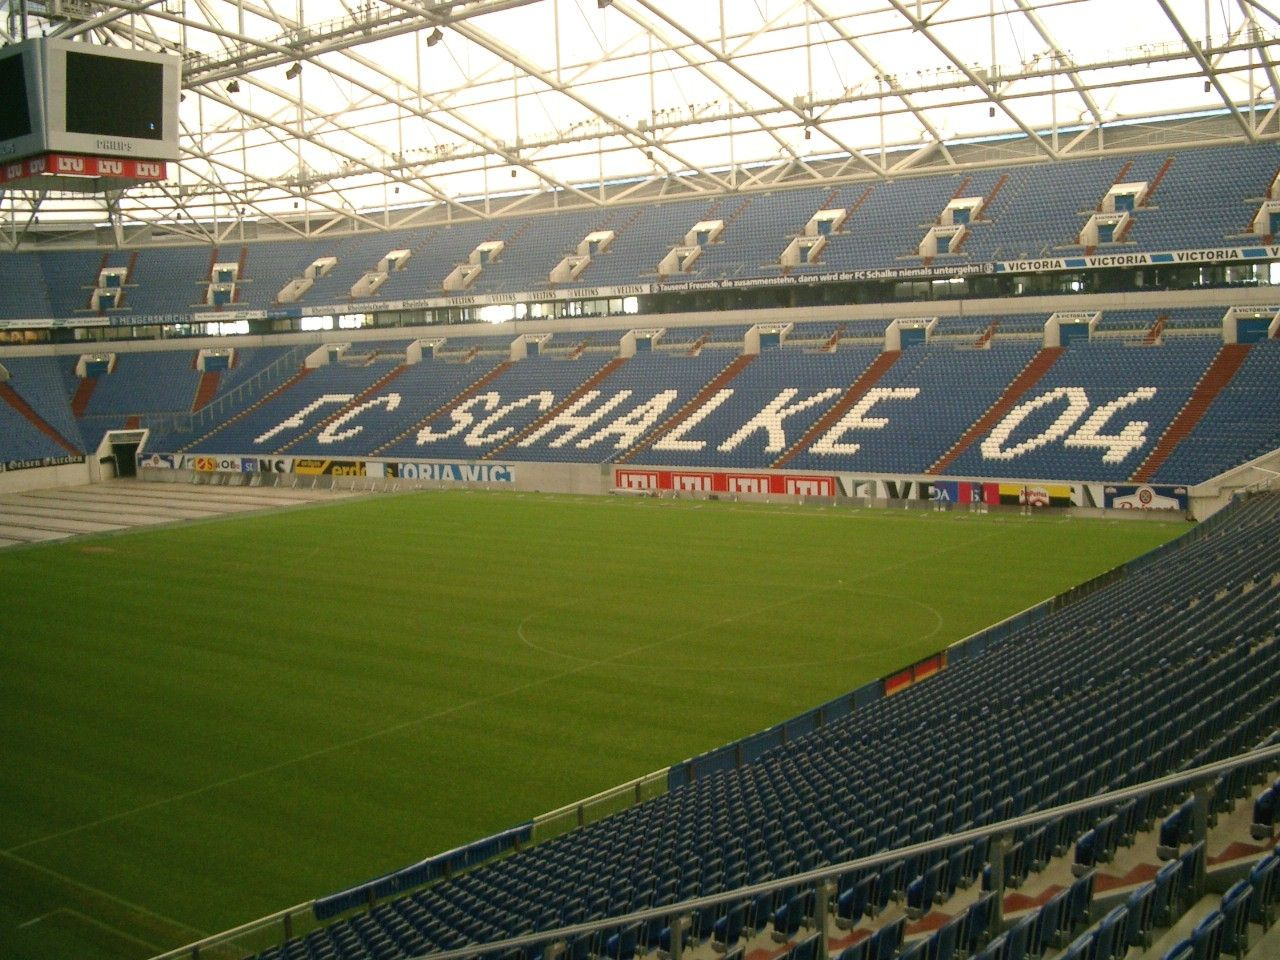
226, 79, 240, 94
285, 62, 301, 80
427, 27, 444, 46
598, 0, 612, 7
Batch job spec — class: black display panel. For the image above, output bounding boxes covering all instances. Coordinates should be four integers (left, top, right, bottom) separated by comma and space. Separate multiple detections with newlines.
64, 50, 164, 140
0, 52, 33, 142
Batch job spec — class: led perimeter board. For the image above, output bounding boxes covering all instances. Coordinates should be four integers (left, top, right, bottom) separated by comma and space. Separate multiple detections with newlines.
0, 38, 180, 164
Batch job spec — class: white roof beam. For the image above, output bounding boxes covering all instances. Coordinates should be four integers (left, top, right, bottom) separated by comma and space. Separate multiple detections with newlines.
627, 0, 887, 178
885, 0, 1060, 161
443, 18, 733, 189
1155, 0, 1259, 142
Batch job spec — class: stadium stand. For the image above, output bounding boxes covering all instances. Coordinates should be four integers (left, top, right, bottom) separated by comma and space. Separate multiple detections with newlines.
1151, 339, 1280, 485
0, 355, 86, 454
241, 491, 1280, 960
4, 320, 1277, 487
783, 341, 1040, 475
942, 338, 1222, 483
2, 142, 1280, 324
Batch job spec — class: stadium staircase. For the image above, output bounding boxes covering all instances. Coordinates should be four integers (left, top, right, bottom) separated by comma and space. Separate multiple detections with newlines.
1145, 156, 1176, 205
772, 350, 901, 468
975, 321, 1000, 348
927, 346, 1064, 474
483, 357, 628, 460
1146, 315, 1169, 346
615, 354, 756, 464
686, 334, 711, 356
371, 361, 513, 456
981, 173, 1009, 215
275, 364, 410, 453
848, 185, 875, 216
230, 493, 1280, 960
192, 370, 221, 412
1130, 343, 1253, 483
0, 382, 83, 455
178, 367, 313, 452
70, 376, 97, 417
821, 324, 847, 352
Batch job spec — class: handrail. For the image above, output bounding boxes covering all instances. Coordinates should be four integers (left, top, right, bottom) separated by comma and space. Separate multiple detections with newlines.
147, 741, 1280, 960
397, 742, 1280, 960
532, 768, 668, 835
191, 345, 309, 432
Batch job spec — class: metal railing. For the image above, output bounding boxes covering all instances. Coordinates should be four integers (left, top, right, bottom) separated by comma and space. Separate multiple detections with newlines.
148, 741, 1280, 960
400, 742, 1280, 960
531, 769, 668, 843
189, 345, 311, 435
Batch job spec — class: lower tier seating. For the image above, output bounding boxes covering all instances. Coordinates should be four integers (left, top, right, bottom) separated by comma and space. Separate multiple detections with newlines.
247, 493, 1280, 960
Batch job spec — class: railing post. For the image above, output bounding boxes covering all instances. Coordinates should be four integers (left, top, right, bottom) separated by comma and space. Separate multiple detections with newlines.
1192, 781, 1212, 842
670, 912, 688, 960
988, 833, 1007, 932
815, 880, 833, 960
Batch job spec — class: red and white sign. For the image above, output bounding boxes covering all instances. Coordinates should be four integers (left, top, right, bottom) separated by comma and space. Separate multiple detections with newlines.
614, 468, 836, 498
0, 154, 168, 186
615, 469, 660, 491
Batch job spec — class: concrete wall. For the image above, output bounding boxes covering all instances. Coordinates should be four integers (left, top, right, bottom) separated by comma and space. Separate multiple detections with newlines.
0, 461, 90, 493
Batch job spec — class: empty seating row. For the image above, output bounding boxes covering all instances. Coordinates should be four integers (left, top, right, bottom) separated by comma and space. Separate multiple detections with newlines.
249, 493, 1280, 960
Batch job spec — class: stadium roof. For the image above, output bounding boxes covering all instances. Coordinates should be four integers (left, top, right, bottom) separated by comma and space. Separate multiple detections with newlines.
6, 0, 1280, 244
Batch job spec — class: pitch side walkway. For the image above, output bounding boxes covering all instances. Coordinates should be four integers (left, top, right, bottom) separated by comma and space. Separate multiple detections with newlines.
0, 480, 361, 548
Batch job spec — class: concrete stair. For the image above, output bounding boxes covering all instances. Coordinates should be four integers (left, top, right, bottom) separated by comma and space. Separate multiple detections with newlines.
772, 350, 901, 468
1130, 343, 1253, 483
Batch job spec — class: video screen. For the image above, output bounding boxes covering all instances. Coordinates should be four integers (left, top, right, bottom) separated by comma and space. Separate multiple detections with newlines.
0, 52, 33, 142
64, 49, 164, 140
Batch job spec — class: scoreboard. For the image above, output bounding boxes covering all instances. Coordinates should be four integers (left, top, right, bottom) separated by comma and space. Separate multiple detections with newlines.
0, 37, 180, 168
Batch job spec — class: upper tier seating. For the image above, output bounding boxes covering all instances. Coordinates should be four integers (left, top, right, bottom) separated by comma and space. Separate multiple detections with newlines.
3, 141, 1280, 322
246, 492, 1280, 960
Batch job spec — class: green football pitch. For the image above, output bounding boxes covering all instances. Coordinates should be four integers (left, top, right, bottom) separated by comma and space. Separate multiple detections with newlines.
0, 491, 1186, 960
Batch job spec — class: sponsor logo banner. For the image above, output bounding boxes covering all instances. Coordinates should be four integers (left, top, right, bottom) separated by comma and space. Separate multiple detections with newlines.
614, 469, 836, 497
293, 458, 366, 477
0, 154, 168, 186
995, 245, 1280, 274
387, 461, 515, 483
2, 454, 85, 472
137, 453, 176, 469
0, 316, 109, 330
239, 457, 293, 474
930, 480, 984, 504
1103, 484, 1189, 511
183, 454, 244, 472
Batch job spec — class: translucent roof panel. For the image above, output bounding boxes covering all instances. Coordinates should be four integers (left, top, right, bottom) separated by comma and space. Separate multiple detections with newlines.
5, 0, 1280, 238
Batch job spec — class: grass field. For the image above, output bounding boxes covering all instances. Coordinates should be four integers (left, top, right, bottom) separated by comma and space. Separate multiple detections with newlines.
0, 491, 1187, 960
